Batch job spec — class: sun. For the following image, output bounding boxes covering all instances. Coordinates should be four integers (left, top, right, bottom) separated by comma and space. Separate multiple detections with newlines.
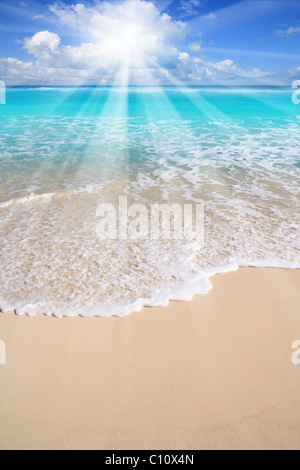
103, 23, 149, 66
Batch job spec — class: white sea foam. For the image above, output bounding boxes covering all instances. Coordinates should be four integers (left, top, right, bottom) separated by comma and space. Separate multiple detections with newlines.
0, 192, 55, 208
0, 115, 299, 316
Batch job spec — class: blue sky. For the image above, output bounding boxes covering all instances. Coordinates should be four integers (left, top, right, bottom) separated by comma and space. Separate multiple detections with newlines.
0, 0, 300, 85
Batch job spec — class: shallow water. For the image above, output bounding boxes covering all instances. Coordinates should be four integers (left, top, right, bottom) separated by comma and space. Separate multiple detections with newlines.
0, 87, 299, 316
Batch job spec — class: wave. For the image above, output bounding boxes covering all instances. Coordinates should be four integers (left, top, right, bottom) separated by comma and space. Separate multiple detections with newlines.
1, 259, 299, 317
0, 106, 299, 317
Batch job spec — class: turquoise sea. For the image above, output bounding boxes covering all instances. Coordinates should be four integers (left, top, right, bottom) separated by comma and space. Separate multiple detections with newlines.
0, 87, 299, 316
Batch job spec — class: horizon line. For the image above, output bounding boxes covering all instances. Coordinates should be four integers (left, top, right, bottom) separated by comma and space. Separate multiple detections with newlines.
4, 84, 293, 88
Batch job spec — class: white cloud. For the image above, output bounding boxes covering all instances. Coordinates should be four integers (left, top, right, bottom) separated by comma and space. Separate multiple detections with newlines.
178, 52, 190, 61
189, 41, 202, 52
177, 0, 202, 17
0, 0, 280, 85
189, 58, 276, 81
288, 66, 300, 77
24, 31, 61, 61
0, 58, 33, 78
0, 56, 93, 85
50, 1, 185, 40
275, 26, 300, 37
203, 13, 217, 21
22, 1, 185, 75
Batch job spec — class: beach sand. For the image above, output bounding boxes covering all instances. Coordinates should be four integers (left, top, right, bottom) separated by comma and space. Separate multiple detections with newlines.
0, 267, 299, 450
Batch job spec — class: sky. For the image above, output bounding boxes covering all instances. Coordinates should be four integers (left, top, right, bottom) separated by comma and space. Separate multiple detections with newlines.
0, 0, 300, 85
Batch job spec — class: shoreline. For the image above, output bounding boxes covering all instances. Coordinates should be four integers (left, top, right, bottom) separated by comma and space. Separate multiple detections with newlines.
0, 267, 300, 450
1, 264, 300, 318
